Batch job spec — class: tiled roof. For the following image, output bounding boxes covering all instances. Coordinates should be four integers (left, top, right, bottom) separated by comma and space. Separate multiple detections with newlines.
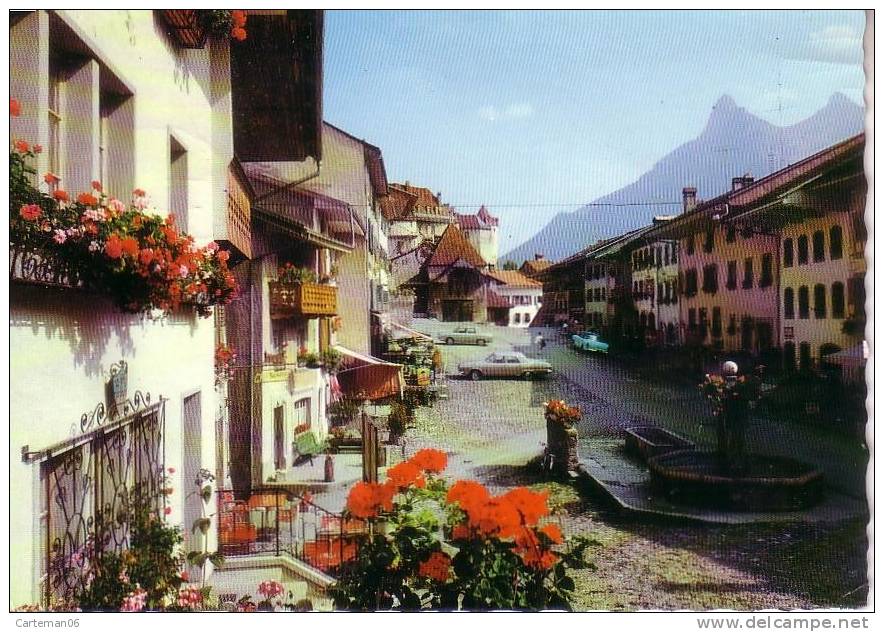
520, 259, 552, 275
379, 186, 417, 221
389, 183, 454, 221
455, 205, 499, 230
428, 224, 487, 268
487, 269, 543, 288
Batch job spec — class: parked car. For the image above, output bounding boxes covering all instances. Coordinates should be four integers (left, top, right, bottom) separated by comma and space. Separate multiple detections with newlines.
458, 351, 553, 380
572, 331, 609, 353
438, 326, 494, 346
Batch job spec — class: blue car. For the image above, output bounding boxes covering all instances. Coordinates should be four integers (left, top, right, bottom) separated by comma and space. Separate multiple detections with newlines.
572, 331, 609, 353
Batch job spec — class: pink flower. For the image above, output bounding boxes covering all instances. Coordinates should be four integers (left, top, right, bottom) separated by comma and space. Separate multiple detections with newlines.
53, 229, 67, 244
179, 265, 189, 278
91, 180, 102, 192
163, 506, 172, 516
33, 144, 42, 154
108, 199, 126, 214
206, 241, 219, 253
167, 467, 176, 474
120, 587, 147, 612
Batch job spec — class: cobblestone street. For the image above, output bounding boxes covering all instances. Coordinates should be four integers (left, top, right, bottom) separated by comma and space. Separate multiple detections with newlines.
399, 320, 870, 609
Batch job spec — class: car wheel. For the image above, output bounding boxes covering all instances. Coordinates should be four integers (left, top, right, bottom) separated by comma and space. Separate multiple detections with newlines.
522, 371, 534, 381
477, 339, 486, 346
446, 337, 455, 345
469, 370, 482, 381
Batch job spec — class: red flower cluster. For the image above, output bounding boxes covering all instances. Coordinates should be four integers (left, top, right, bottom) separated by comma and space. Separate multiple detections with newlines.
346, 448, 450, 518
10, 98, 21, 117
544, 399, 581, 426
230, 10, 247, 41
411, 448, 447, 473
418, 551, 452, 582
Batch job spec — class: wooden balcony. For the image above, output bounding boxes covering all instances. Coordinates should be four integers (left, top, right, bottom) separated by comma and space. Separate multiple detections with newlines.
269, 281, 337, 318
161, 10, 208, 48
219, 160, 252, 262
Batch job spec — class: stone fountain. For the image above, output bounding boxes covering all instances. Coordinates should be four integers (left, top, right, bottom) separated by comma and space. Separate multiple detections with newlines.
647, 362, 824, 512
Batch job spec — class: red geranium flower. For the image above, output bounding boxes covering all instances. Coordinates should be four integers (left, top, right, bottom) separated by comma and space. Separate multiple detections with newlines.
91, 180, 102, 192
418, 551, 451, 583
385, 460, 425, 490
105, 234, 123, 259
133, 188, 146, 197
500, 487, 549, 527
76, 192, 99, 206
346, 481, 394, 519
43, 172, 60, 185
10, 98, 21, 117
53, 190, 69, 202
410, 448, 448, 474
33, 144, 42, 154
14, 139, 29, 153
121, 236, 139, 257
19, 204, 41, 221
231, 26, 247, 41
539, 523, 563, 544
231, 9, 247, 27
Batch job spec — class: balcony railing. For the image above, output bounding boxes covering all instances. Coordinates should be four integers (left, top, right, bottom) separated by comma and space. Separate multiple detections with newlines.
10, 244, 83, 289
217, 488, 367, 578
269, 281, 337, 318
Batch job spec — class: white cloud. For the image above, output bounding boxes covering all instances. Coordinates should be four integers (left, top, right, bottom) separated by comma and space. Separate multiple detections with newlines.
783, 22, 864, 65
478, 102, 535, 122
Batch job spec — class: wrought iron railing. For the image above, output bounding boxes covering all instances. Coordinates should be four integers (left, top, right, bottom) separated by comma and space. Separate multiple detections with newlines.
216, 488, 366, 578
10, 244, 84, 288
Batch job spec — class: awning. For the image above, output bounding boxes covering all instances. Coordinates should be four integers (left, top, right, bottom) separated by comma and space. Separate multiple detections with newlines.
334, 345, 403, 401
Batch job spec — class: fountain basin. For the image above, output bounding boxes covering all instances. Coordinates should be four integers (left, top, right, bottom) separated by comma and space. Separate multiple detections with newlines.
624, 426, 696, 461
648, 450, 824, 512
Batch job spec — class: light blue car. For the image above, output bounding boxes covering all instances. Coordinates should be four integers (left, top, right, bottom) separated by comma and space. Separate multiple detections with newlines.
572, 331, 609, 353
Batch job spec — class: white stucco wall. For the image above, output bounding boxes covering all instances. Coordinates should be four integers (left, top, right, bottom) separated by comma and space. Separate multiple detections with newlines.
10, 10, 226, 606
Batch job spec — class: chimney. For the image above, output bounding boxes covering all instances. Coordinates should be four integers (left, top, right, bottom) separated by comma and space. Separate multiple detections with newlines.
732, 175, 754, 191
534, 253, 544, 261
436, 191, 442, 203
682, 187, 697, 213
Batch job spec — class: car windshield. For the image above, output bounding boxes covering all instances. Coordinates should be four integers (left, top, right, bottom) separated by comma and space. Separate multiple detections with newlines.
578, 332, 595, 338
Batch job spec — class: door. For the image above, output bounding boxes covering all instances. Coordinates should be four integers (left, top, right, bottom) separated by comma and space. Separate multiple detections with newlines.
182, 392, 202, 581
273, 406, 285, 472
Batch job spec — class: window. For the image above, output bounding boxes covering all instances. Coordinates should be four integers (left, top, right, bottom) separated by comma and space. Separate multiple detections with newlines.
688, 308, 696, 330
742, 257, 754, 289
664, 246, 670, 266
711, 307, 722, 338
685, 269, 698, 296
48, 58, 63, 177
812, 230, 825, 262
702, 264, 718, 294
726, 225, 736, 243
760, 253, 773, 288
814, 284, 826, 319
783, 238, 794, 267
294, 398, 311, 432
797, 235, 809, 264
830, 225, 843, 260
832, 282, 845, 319
514, 313, 521, 324
783, 288, 794, 319
657, 283, 663, 304
698, 308, 708, 338
727, 315, 737, 336
686, 235, 695, 255
671, 243, 678, 264
799, 342, 812, 371
798, 286, 809, 319
783, 342, 796, 373
656, 247, 663, 267
726, 261, 737, 290
169, 136, 189, 234
703, 228, 714, 253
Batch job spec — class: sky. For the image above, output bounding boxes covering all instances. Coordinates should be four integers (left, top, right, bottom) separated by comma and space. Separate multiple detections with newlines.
322, 10, 867, 254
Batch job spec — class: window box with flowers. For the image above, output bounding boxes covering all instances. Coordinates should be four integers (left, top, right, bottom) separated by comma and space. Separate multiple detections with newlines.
269, 263, 337, 318
9, 111, 237, 318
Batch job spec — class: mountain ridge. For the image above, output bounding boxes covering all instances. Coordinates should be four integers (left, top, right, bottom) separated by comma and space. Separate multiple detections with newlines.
503, 93, 864, 263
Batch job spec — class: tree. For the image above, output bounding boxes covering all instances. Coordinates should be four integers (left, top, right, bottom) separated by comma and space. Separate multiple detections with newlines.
502, 260, 519, 271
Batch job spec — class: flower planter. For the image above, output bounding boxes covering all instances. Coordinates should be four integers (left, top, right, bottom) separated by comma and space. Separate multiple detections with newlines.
269, 281, 337, 318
